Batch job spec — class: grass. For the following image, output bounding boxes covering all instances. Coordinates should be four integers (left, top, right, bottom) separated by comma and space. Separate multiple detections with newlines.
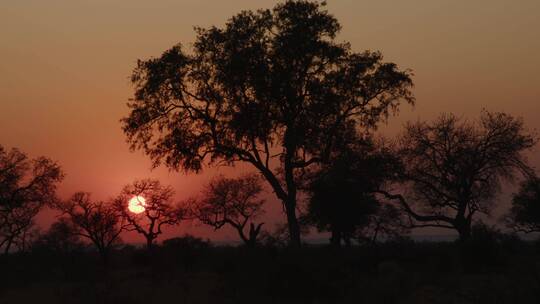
1, 239, 539, 304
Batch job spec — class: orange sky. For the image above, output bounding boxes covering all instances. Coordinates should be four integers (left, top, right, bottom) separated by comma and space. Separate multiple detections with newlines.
1, 0, 539, 243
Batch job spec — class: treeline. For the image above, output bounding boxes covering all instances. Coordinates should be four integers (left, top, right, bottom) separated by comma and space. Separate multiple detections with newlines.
1, 0, 539, 265
1, 110, 539, 264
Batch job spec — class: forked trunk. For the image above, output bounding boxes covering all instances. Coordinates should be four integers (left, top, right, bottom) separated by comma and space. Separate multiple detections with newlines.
455, 216, 472, 242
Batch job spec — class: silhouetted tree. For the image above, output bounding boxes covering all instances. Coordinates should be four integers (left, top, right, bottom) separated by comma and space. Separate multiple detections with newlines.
33, 218, 84, 255
0, 145, 64, 254
121, 1, 414, 247
115, 179, 186, 250
505, 176, 540, 233
379, 112, 537, 241
56, 192, 127, 265
304, 138, 398, 247
191, 174, 265, 247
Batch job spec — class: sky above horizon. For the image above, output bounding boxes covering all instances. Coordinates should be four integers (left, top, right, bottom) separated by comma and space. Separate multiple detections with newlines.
1, 0, 539, 243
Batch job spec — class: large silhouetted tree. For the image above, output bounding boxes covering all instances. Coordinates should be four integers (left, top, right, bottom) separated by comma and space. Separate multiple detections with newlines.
0, 145, 64, 254
505, 176, 540, 233
122, 1, 414, 246
115, 179, 186, 250
56, 192, 127, 265
379, 112, 536, 241
191, 174, 265, 247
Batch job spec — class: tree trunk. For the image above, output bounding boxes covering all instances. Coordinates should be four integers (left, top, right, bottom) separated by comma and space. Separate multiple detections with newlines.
99, 248, 110, 267
245, 223, 263, 248
285, 201, 301, 248
456, 222, 471, 242
146, 237, 154, 250
237, 226, 252, 248
283, 129, 301, 248
330, 227, 341, 248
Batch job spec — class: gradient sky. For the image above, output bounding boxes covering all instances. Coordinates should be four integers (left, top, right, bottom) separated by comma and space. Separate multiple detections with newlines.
1, 0, 539, 243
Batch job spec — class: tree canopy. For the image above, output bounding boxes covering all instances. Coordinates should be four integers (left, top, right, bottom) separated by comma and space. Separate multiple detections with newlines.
304, 137, 402, 246
379, 112, 537, 241
191, 174, 265, 247
114, 179, 186, 249
56, 192, 127, 264
505, 177, 540, 233
0, 145, 64, 254
122, 0, 414, 246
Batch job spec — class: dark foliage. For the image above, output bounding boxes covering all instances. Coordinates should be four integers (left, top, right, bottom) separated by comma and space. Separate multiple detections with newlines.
0, 145, 64, 254
32, 218, 85, 255
121, 0, 414, 246
114, 179, 188, 249
162, 234, 211, 251
505, 176, 540, 233
1, 239, 540, 303
190, 174, 265, 247
304, 138, 408, 246
379, 112, 537, 241
56, 192, 127, 265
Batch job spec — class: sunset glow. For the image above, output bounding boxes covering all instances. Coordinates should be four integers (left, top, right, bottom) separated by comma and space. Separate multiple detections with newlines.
128, 196, 146, 214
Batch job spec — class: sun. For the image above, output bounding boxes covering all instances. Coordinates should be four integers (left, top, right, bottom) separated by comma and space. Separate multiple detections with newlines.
128, 195, 146, 214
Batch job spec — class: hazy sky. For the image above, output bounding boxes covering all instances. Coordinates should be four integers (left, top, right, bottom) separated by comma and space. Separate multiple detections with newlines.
1, 0, 539, 242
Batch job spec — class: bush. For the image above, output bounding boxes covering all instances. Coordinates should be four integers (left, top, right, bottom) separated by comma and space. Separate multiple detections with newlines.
162, 234, 211, 251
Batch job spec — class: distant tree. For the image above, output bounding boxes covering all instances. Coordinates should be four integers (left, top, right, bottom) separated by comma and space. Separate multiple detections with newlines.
0, 145, 64, 254
114, 179, 186, 250
191, 174, 265, 248
56, 192, 127, 265
33, 218, 84, 255
304, 138, 398, 247
504, 177, 540, 233
121, 1, 414, 247
379, 112, 537, 241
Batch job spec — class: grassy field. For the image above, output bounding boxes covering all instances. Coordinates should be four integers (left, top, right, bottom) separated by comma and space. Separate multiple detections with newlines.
1, 238, 540, 304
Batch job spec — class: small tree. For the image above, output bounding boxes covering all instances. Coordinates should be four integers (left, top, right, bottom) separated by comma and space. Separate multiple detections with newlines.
0, 145, 64, 254
121, 1, 414, 247
33, 218, 84, 255
505, 177, 540, 233
379, 112, 537, 241
56, 192, 126, 265
304, 138, 398, 247
115, 179, 186, 250
192, 174, 265, 248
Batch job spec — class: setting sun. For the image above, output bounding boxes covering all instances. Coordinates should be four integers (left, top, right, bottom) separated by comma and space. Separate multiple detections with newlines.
128, 195, 146, 214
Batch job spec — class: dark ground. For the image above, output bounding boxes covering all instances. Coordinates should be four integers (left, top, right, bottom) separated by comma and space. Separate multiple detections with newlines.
1, 237, 540, 304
